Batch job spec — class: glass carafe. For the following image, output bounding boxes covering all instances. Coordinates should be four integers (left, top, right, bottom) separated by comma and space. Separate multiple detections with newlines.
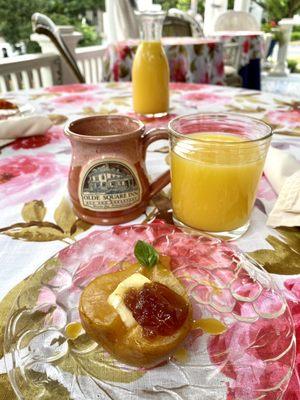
132, 11, 169, 117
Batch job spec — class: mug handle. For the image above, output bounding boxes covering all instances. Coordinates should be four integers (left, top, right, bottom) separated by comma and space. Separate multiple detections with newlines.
142, 127, 170, 199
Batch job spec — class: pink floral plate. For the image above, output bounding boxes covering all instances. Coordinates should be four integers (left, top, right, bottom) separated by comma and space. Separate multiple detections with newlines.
4, 222, 295, 400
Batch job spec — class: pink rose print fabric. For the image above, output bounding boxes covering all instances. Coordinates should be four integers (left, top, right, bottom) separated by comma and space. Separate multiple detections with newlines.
46, 83, 99, 93
0, 154, 68, 208
215, 33, 263, 67
1, 82, 300, 399
182, 90, 231, 105
103, 38, 225, 85
11, 126, 65, 150
267, 110, 300, 128
51, 93, 100, 106
256, 175, 277, 202
169, 54, 189, 82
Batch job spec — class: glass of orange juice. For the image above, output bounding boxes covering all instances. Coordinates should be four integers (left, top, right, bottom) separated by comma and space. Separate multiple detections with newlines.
169, 113, 272, 240
132, 11, 169, 117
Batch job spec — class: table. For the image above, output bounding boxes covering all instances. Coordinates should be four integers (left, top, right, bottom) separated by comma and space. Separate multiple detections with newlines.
213, 31, 264, 90
0, 82, 300, 399
103, 37, 225, 85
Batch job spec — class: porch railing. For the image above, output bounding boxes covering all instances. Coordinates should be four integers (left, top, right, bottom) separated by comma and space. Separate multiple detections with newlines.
0, 53, 62, 93
76, 45, 107, 84
0, 44, 108, 93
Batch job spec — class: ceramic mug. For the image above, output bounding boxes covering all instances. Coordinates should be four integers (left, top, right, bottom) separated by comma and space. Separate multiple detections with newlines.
65, 115, 170, 225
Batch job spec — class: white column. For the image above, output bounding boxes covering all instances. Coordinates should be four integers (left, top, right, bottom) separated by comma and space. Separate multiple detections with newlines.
104, 0, 139, 43
234, 0, 250, 12
190, 0, 199, 16
104, 0, 117, 43
96, 9, 104, 37
250, 2, 263, 25
269, 19, 294, 77
203, 0, 228, 36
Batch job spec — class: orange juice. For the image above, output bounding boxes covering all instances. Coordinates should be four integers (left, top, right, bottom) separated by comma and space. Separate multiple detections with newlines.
132, 41, 169, 115
171, 133, 265, 232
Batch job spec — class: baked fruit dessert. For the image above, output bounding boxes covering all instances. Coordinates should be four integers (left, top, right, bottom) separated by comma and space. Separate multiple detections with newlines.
79, 240, 192, 368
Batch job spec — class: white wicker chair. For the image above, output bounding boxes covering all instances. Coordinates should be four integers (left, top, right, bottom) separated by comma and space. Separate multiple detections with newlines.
165, 8, 204, 37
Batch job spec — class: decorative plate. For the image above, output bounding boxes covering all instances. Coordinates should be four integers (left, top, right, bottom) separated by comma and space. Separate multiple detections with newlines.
4, 223, 295, 400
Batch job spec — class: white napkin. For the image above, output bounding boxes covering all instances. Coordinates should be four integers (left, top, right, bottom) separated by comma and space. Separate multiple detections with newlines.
0, 114, 53, 147
264, 146, 300, 227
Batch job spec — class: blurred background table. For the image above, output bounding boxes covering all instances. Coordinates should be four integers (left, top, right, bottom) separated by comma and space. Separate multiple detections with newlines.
212, 31, 264, 90
0, 82, 300, 399
103, 37, 224, 85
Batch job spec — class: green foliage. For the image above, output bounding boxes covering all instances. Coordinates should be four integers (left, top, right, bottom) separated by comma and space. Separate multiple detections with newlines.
0, 0, 105, 51
253, 0, 300, 21
3, 0, 300, 53
0, 0, 45, 49
262, 22, 276, 33
287, 59, 298, 71
154, 0, 177, 10
176, 0, 190, 11
156, 0, 299, 21
76, 24, 98, 47
26, 41, 42, 54
290, 21, 300, 41
291, 32, 300, 41
154, 0, 205, 14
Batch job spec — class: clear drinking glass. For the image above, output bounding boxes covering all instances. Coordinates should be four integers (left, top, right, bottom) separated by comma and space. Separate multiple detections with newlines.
169, 113, 272, 240
132, 10, 169, 117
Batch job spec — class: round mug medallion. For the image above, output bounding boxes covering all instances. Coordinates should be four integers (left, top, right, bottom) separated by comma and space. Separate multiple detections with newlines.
79, 159, 142, 212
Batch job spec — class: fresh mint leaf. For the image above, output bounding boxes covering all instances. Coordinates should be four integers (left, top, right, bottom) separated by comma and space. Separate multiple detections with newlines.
134, 240, 159, 268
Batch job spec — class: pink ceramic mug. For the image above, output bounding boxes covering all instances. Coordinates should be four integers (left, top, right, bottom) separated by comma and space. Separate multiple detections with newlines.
65, 115, 170, 225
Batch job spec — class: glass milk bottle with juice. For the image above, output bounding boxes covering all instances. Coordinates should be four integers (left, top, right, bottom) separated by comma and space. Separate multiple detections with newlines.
132, 11, 169, 117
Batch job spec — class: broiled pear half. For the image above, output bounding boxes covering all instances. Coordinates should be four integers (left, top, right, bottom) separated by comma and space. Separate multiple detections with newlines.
79, 241, 192, 368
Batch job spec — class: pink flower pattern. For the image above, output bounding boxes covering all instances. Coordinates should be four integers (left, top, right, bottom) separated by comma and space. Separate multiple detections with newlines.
51, 93, 99, 106
183, 90, 231, 105
46, 83, 99, 93
256, 175, 277, 202
267, 110, 300, 128
0, 154, 68, 208
104, 40, 225, 84
219, 34, 263, 67
1, 81, 300, 398
11, 126, 65, 150
169, 55, 189, 82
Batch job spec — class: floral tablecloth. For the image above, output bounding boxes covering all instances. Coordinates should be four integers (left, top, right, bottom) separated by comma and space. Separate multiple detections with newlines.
213, 31, 264, 67
213, 31, 264, 90
103, 37, 224, 85
0, 82, 300, 399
